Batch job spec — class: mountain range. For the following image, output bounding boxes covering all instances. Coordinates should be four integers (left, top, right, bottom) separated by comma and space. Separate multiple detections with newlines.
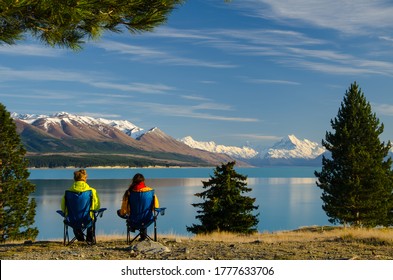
12, 112, 234, 168
179, 134, 326, 166
12, 112, 327, 168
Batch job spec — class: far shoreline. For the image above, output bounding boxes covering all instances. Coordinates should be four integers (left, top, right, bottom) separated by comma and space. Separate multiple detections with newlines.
27, 165, 216, 170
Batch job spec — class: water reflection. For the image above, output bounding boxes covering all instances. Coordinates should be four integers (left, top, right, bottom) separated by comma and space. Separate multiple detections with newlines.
31, 177, 328, 240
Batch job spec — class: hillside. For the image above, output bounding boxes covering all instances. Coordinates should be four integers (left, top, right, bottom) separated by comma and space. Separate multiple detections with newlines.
13, 113, 235, 168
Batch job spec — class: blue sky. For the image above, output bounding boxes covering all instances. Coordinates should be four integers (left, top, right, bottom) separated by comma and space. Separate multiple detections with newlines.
2, 0, 393, 148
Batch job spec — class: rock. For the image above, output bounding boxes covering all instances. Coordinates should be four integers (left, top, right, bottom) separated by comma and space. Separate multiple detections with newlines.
131, 240, 171, 254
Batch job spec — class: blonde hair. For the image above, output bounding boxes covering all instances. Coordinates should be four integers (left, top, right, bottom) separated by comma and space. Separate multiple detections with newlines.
74, 169, 87, 182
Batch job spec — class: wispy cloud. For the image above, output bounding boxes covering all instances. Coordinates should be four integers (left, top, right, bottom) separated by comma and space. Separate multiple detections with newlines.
150, 27, 213, 40
374, 103, 393, 116
135, 26, 393, 77
0, 44, 64, 57
0, 66, 99, 83
234, 134, 282, 141
133, 101, 259, 122
211, 28, 325, 47
75, 112, 122, 119
0, 66, 175, 94
240, 0, 393, 35
180, 95, 211, 101
92, 82, 174, 94
246, 78, 301, 85
283, 59, 391, 76
96, 40, 236, 68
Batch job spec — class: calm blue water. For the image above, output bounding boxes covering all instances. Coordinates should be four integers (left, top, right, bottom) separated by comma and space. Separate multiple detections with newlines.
29, 167, 329, 240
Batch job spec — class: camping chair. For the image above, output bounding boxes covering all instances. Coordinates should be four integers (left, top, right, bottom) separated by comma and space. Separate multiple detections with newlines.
119, 190, 166, 244
56, 190, 106, 246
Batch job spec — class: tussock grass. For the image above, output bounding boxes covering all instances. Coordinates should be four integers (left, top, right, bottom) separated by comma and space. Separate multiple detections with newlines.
5, 226, 392, 245
190, 226, 393, 245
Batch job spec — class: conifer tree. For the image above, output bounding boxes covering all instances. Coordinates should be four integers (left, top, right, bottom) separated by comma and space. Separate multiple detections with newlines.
187, 161, 259, 234
315, 82, 393, 227
0, 0, 184, 50
0, 103, 38, 241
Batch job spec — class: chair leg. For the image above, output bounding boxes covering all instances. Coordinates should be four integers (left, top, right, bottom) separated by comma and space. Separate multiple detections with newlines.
127, 229, 154, 244
86, 226, 95, 245
128, 232, 141, 244
64, 224, 68, 246
154, 220, 157, 242
64, 224, 78, 246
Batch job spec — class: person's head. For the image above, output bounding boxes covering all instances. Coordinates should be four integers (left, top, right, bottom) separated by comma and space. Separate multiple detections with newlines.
129, 173, 145, 189
132, 173, 145, 184
74, 169, 87, 182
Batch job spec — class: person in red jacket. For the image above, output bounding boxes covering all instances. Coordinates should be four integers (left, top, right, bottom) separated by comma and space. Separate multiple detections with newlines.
117, 173, 159, 240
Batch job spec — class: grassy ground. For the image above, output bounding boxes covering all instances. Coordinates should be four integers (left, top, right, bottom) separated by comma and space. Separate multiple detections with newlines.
1, 227, 393, 260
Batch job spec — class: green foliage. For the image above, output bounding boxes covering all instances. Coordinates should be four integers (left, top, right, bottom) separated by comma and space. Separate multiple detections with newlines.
315, 82, 393, 227
26, 153, 208, 168
187, 161, 259, 234
0, 0, 184, 50
0, 103, 38, 242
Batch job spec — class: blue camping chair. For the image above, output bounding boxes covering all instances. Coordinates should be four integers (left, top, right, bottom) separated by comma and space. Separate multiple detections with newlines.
56, 190, 106, 246
119, 190, 166, 244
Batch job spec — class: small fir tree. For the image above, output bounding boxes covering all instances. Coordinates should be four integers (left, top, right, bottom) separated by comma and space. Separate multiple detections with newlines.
315, 82, 393, 227
0, 103, 38, 241
187, 161, 259, 234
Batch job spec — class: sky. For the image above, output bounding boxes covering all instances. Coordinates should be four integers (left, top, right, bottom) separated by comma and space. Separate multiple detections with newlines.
3, 0, 393, 148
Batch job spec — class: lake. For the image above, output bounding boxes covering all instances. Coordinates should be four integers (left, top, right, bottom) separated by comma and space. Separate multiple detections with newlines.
29, 166, 330, 240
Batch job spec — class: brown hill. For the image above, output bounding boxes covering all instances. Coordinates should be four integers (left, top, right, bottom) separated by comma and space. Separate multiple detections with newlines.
137, 127, 235, 166
14, 116, 238, 167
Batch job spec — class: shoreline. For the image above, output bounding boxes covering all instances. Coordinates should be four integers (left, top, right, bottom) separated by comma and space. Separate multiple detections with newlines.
28, 165, 214, 170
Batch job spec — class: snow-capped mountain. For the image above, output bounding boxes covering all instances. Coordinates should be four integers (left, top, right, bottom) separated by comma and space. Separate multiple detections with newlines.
179, 136, 258, 159
180, 134, 326, 165
12, 112, 235, 167
13, 112, 145, 139
12, 111, 326, 167
96, 117, 145, 139
260, 134, 325, 160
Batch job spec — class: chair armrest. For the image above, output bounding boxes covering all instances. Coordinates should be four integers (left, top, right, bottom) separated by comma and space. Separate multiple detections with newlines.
56, 210, 65, 218
92, 208, 107, 218
155, 207, 166, 216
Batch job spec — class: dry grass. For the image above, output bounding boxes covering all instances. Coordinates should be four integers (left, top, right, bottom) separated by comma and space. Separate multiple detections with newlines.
9, 226, 392, 245
2, 226, 393, 260
191, 226, 393, 245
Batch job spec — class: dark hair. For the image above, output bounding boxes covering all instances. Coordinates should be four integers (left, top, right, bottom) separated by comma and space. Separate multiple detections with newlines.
130, 173, 145, 188
124, 173, 145, 197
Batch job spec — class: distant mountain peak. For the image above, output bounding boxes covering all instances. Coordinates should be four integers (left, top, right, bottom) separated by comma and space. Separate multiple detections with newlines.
53, 112, 70, 117
179, 136, 258, 159
262, 135, 325, 159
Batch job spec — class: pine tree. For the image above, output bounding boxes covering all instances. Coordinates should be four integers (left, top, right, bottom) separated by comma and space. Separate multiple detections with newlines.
0, 103, 38, 241
0, 0, 184, 50
315, 82, 393, 227
187, 161, 259, 234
